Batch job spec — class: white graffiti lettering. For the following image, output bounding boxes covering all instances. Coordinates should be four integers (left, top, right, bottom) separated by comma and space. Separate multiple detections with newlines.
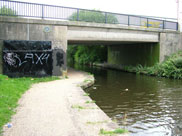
25, 53, 34, 64
3, 52, 50, 67
35, 53, 44, 65
3, 53, 17, 67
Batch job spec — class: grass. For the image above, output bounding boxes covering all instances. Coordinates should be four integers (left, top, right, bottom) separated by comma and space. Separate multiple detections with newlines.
85, 100, 96, 104
86, 120, 108, 125
99, 128, 128, 135
83, 93, 90, 96
0, 74, 59, 134
71, 104, 98, 111
71, 105, 86, 110
83, 79, 92, 83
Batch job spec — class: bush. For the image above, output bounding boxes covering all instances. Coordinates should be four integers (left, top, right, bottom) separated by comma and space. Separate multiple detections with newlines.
123, 51, 182, 79
173, 58, 182, 68
67, 45, 107, 65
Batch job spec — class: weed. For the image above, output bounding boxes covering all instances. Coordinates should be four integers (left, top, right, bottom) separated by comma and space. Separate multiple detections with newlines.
86, 120, 108, 125
85, 100, 96, 104
123, 51, 182, 79
84, 79, 92, 83
99, 128, 128, 135
71, 105, 86, 110
83, 93, 90, 96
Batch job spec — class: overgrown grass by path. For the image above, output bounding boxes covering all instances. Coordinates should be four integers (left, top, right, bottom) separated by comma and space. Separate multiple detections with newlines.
0, 74, 59, 134
123, 51, 182, 79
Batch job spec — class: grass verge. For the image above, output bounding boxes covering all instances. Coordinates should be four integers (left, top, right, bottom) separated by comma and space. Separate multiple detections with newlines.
0, 74, 59, 134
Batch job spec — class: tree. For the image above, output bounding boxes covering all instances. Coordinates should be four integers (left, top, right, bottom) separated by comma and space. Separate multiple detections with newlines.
0, 6, 17, 16
68, 10, 116, 65
69, 10, 118, 24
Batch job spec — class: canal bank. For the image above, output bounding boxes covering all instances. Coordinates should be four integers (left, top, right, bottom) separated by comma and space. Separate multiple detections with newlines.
2, 69, 127, 136
72, 64, 182, 136
93, 49, 182, 80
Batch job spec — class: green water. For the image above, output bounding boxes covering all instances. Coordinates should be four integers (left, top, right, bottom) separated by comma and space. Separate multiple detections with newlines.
72, 64, 182, 136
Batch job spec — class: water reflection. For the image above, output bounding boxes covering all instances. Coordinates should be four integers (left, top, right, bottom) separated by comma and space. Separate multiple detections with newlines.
71, 64, 182, 136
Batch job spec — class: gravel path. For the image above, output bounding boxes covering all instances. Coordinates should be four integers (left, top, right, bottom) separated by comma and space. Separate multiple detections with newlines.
3, 69, 127, 136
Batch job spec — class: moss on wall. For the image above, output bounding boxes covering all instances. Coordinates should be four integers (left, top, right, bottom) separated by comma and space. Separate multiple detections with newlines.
108, 43, 159, 67
0, 40, 3, 74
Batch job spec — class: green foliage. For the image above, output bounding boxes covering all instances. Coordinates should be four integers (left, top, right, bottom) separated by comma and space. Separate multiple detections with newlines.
67, 45, 78, 64
99, 128, 128, 135
0, 6, 17, 16
71, 105, 86, 110
173, 58, 182, 68
83, 93, 90, 96
68, 9, 116, 65
67, 45, 107, 65
0, 75, 59, 133
123, 51, 182, 79
69, 10, 118, 24
85, 100, 96, 104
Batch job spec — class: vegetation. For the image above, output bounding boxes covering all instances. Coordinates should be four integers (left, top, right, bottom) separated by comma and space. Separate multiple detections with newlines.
71, 105, 86, 110
67, 10, 118, 65
83, 93, 90, 96
85, 100, 96, 104
99, 128, 128, 135
0, 75, 59, 133
67, 45, 107, 65
86, 120, 108, 125
69, 10, 118, 24
123, 51, 182, 79
0, 6, 17, 16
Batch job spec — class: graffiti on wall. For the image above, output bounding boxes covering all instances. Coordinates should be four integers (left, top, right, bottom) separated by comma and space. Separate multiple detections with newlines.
3, 40, 52, 77
4, 52, 50, 67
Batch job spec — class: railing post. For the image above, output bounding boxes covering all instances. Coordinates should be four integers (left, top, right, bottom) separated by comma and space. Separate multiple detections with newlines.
147, 18, 149, 28
128, 15, 130, 26
42, 5, 44, 19
77, 9, 79, 21
177, 22, 179, 31
105, 12, 107, 23
163, 20, 165, 29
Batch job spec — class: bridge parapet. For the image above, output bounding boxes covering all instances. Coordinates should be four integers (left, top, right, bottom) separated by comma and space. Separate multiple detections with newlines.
0, 0, 179, 31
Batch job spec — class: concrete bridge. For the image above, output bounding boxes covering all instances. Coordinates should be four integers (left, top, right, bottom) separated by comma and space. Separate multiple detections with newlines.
0, 16, 181, 76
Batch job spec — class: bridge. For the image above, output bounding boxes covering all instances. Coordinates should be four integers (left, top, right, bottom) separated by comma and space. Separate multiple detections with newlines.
0, 0, 181, 76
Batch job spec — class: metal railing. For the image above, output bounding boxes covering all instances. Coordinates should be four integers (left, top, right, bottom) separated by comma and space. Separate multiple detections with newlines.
0, 0, 178, 31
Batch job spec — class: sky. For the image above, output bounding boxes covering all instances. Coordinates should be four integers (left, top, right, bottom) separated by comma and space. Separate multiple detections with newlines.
19, 0, 179, 19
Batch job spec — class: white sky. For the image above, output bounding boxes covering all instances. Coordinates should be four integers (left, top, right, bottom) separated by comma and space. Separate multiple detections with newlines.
19, 0, 179, 19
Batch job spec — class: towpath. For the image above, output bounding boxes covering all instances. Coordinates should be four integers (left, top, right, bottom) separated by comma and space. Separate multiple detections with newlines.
3, 69, 127, 136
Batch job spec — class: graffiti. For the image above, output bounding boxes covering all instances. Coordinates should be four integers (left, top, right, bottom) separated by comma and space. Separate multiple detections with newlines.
56, 52, 64, 66
3, 53, 17, 67
3, 40, 53, 77
3, 52, 50, 67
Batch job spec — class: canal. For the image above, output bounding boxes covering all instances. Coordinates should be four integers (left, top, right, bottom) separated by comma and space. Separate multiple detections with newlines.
71, 64, 182, 136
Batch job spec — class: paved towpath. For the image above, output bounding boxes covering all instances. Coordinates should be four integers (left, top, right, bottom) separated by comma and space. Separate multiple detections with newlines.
3, 69, 127, 136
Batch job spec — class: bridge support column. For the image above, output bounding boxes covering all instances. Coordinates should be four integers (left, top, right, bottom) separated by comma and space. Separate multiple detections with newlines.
160, 33, 182, 62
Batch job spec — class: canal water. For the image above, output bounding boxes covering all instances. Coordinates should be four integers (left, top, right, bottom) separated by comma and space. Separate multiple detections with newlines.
71, 64, 182, 136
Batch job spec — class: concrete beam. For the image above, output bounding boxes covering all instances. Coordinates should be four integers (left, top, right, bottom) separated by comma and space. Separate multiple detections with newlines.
67, 27, 159, 43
